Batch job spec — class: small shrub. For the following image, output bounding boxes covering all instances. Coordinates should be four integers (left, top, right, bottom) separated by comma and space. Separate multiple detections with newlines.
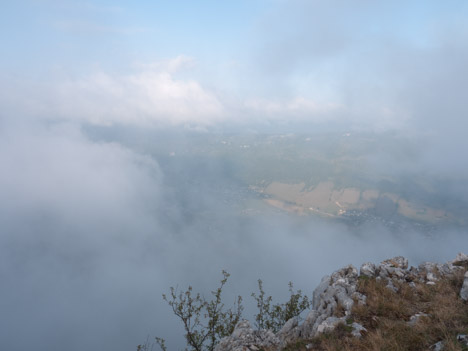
156, 271, 243, 351
150, 274, 312, 351
251, 280, 311, 332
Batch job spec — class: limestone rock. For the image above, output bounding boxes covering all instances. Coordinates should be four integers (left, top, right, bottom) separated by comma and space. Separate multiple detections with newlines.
214, 320, 280, 351
277, 317, 298, 336
373, 256, 413, 288
426, 272, 438, 282
276, 317, 300, 348
460, 271, 468, 301
457, 334, 468, 346
381, 256, 408, 269
419, 258, 464, 282
453, 252, 468, 266
214, 253, 468, 351
301, 265, 358, 339
430, 341, 445, 351
352, 291, 367, 305
386, 280, 398, 293
351, 322, 367, 338
315, 316, 345, 334
408, 312, 429, 326
360, 262, 376, 277
438, 262, 463, 276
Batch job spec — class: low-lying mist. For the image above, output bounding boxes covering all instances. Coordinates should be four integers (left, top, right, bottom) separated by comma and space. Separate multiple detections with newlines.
1, 121, 467, 351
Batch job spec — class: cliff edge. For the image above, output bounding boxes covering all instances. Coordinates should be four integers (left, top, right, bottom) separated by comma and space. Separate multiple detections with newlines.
215, 253, 468, 351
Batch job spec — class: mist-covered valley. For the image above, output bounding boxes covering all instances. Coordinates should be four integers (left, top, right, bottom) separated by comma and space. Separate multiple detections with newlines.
2, 1, 468, 350
2, 121, 467, 351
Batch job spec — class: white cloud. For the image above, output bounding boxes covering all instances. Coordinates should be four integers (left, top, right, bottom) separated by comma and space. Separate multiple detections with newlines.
42, 60, 226, 127
2, 56, 224, 128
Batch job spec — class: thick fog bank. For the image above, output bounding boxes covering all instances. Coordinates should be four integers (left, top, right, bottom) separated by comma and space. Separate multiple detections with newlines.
1, 123, 467, 351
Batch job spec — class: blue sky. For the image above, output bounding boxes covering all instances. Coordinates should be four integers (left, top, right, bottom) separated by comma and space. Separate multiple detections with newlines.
2, 1, 266, 74
2, 0, 468, 130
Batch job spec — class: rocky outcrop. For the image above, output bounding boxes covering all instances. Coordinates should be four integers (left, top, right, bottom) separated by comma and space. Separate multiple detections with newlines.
299, 265, 363, 340
214, 320, 280, 351
460, 271, 468, 301
453, 252, 468, 265
215, 253, 468, 351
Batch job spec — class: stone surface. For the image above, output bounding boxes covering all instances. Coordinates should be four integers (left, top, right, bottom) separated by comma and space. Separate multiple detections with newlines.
215, 253, 468, 351
360, 262, 376, 277
426, 272, 438, 282
430, 341, 445, 351
381, 256, 408, 269
457, 334, 468, 346
453, 252, 468, 265
316, 316, 346, 334
408, 313, 429, 326
460, 271, 468, 301
214, 320, 280, 351
352, 291, 367, 305
351, 322, 367, 338
276, 317, 300, 348
277, 317, 298, 336
300, 265, 358, 339
386, 280, 398, 292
